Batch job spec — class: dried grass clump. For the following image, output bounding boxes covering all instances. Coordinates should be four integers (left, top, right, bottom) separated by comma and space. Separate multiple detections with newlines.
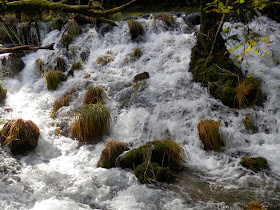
45, 70, 67, 90
0, 119, 40, 155
160, 13, 175, 27
55, 57, 67, 72
131, 47, 142, 59
234, 78, 260, 109
35, 58, 45, 73
244, 201, 265, 210
0, 85, 7, 103
70, 61, 82, 71
127, 19, 144, 40
96, 56, 112, 66
70, 103, 110, 143
50, 88, 75, 119
243, 114, 255, 134
197, 119, 223, 152
84, 86, 106, 105
98, 141, 128, 168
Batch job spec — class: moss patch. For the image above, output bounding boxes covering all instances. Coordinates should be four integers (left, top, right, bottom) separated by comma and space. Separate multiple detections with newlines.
240, 156, 268, 172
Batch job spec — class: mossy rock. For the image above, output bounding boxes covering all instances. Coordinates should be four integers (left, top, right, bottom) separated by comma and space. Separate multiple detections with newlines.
197, 119, 224, 152
0, 119, 40, 155
44, 70, 67, 91
240, 156, 268, 172
0, 85, 7, 103
134, 162, 174, 183
97, 141, 128, 168
50, 16, 65, 30
120, 139, 184, 171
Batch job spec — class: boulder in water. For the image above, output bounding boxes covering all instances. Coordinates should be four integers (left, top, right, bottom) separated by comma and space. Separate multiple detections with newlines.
133, 72, 149, 83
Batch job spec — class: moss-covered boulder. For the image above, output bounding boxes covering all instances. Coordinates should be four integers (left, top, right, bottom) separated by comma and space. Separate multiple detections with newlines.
98, 141, 128, 168
240, 156, 268, 172
134, 162, 174, 184
120, 139, 184, 171
0, 119, 40, 155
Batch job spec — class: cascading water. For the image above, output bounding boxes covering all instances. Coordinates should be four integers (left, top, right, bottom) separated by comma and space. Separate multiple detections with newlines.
0, 13, 279, 210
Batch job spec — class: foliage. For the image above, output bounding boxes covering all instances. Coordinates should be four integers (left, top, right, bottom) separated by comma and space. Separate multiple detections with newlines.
35, 58, 45, 73
70, 103, 110, 143
240, 156, 268, 172
159, 12, 175, 27
44, 70, 67, 90
0, 118, 40, 155
50, 16, 65, 31
84, 86, 106, 105
131, 47, 142, 59
127, 19, 144, 40
96, 55, 112, 65
197, 119, 223, 152
50, 88, 75, 119
70, 61, 83, 71
97, 141, 128, 168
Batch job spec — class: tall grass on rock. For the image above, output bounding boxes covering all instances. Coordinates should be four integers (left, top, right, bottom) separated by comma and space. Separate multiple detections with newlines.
50, 88, 75, 119
45, 70, 67, 90
84, 86, 106, 105
0, 119, 40, 155
70, 103, 110, 143
98, 141, 128, 168
197, 119, 224, 152
127, 19, 144, 40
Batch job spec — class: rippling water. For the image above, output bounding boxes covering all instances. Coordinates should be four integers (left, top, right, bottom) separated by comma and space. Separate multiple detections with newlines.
0, 14, 279, 209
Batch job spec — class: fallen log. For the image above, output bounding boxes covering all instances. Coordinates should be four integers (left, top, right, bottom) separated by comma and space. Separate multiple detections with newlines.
0, 43, 55, 54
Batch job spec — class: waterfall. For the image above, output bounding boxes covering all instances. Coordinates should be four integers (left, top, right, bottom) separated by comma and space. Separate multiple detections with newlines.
0, 13, 279, 209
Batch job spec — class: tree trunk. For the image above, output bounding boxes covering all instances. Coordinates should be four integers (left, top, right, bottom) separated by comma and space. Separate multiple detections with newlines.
0, 43, 54, 54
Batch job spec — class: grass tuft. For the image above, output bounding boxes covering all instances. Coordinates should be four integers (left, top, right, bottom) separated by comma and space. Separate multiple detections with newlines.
98, 141, 128, 168
243, 114, 255, 134
96, 56, 112, 66
197, 119, 223, 151
0, 119, 40, 155
240, 156, 268, 172
50, 88, 76, 119
160, 13, 175, 27
244, 201, 265, 210
44, 70, 67, 90
84, 86, 106, 105
70, 103, 110, 144
0, 85, 7, 103
127, 19, 144, 40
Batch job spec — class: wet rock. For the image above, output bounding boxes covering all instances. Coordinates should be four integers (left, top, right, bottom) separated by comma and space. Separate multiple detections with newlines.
240, 156, 268, 172
133, 72, 149, 83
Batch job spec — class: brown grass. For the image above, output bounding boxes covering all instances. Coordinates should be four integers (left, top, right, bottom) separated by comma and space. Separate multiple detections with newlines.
160, 13, 175, 27
96, 56, 112, 66
244, 201, 265, 210
50, 88, 75, 119
70, 103, 110, 143
0, 85, 7, 103
98, 141, 128, 168
44, 70, 67, 90
0, 119, 40, 155
83, 86, 106, 105
127, 19, 144, 40
197, 119, 223, 151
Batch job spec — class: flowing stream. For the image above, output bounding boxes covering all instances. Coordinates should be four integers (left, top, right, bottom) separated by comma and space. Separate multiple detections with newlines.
0, 13, 280, 210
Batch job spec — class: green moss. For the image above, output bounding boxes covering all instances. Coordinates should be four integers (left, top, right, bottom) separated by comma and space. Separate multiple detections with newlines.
131, 47, 142, 59
134, 162, 174, 183
50, 16, 65, 30
70, 61, 83, 71
120, 139, 184, 171
240, 156, 268, 172
97, 141, 128, 168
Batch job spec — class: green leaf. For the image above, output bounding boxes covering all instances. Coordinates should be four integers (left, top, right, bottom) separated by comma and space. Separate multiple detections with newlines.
234, 45, 240, 50
223, 8, 230, 13
247, 74, 254, 78
259, 4, 267, 10
234, 54, 243, 59
228, 48, 234, 53
264, 52, 269, 55
235, 25, 243, 29
259, 70, 265, 73
223, 27, 230, 33
239, 0, 245, 3
248, 40, 257, 46
255, 48, 259, 54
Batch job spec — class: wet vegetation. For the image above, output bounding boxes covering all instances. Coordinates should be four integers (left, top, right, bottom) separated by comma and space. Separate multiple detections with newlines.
127, 19, 144, 40
240, 156, 268, 172
0, 119, 40, 155
45, 70, 68, 90
84, 86, 106, 105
